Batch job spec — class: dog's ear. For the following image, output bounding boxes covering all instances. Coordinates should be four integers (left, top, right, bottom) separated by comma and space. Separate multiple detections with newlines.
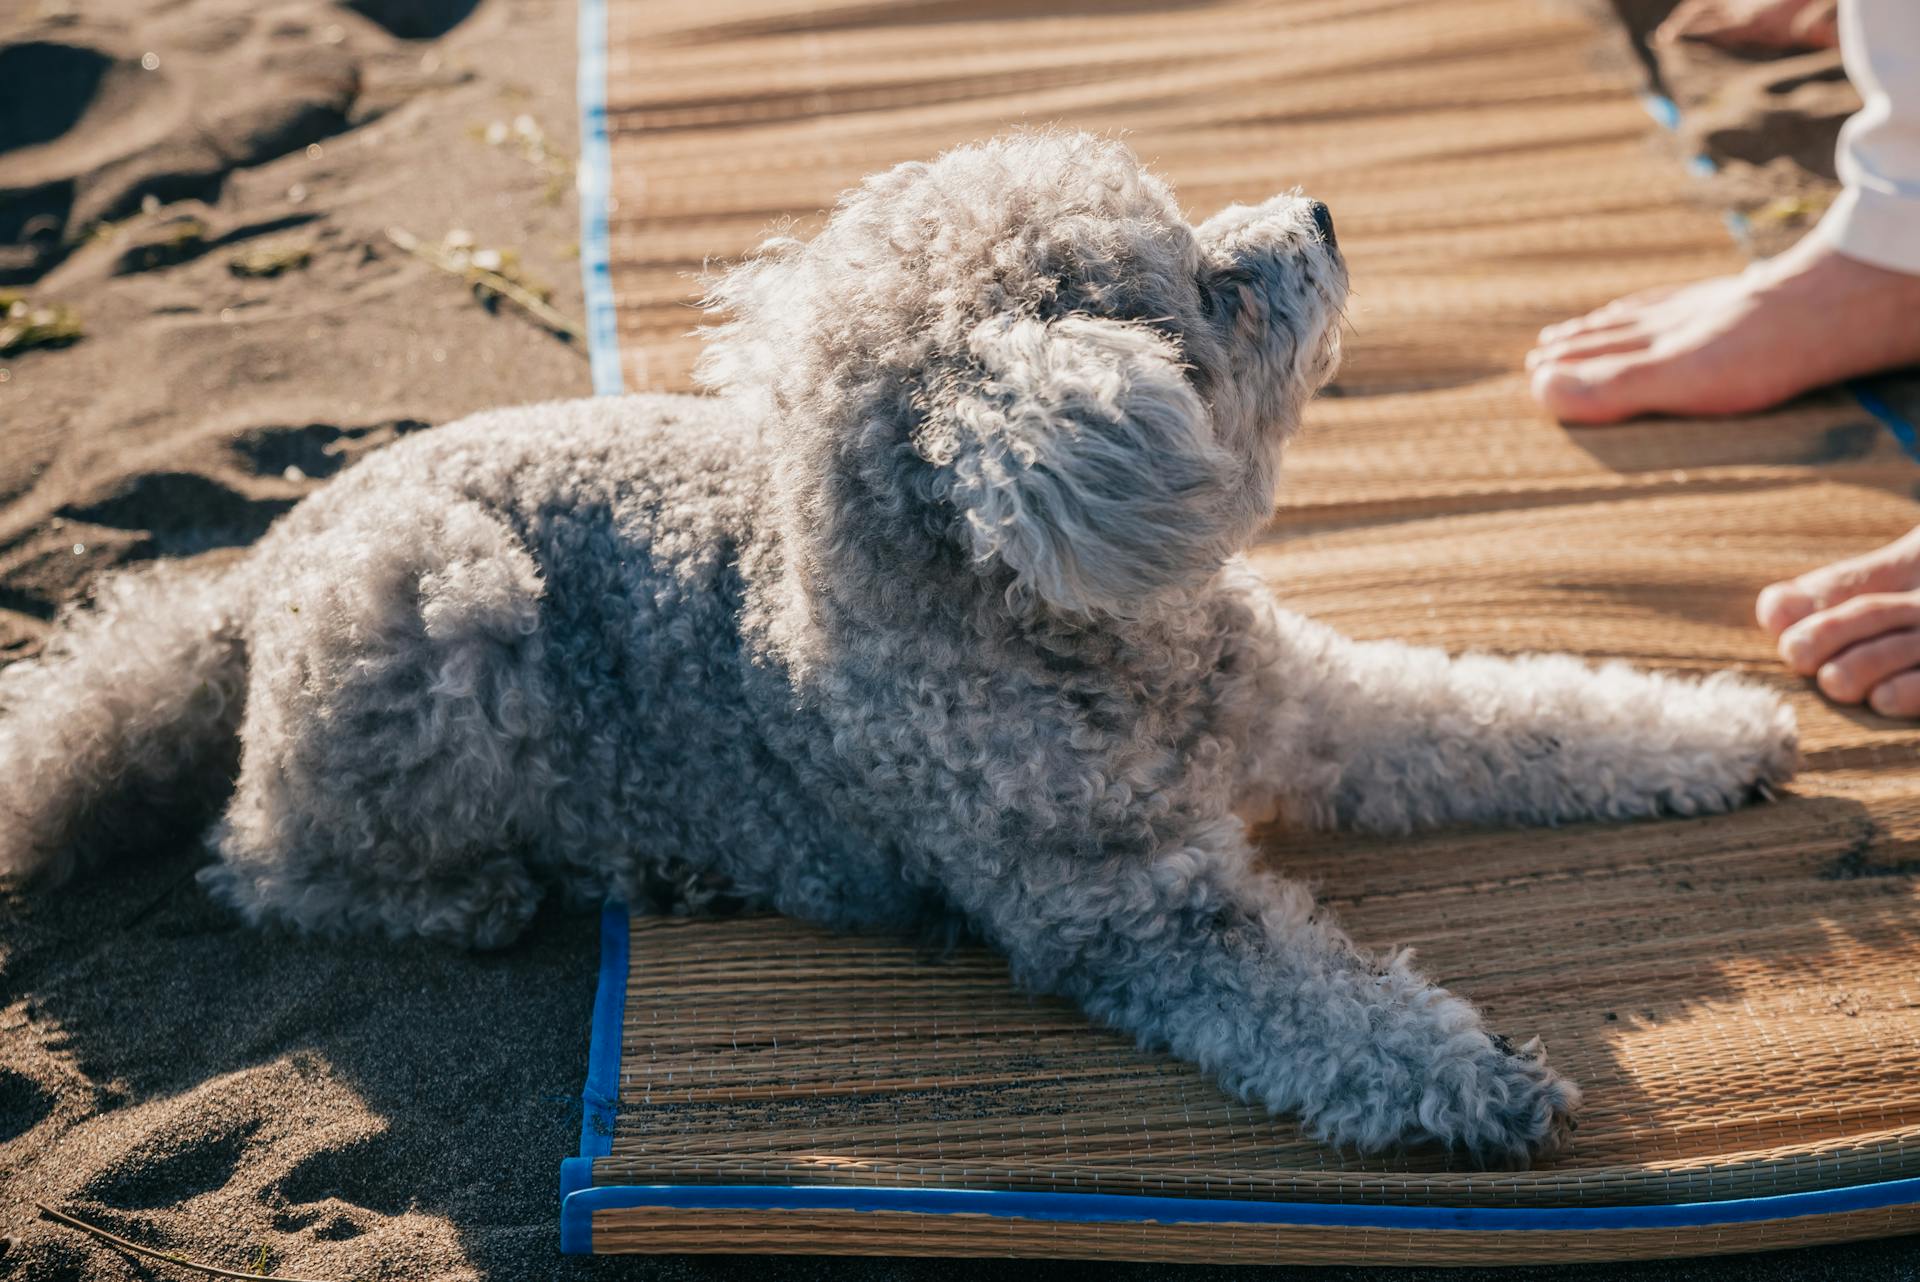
922, 314, 1244, 615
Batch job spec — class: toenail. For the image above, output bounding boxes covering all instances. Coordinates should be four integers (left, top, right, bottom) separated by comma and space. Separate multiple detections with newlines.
1819, 664, 1852, 698
1872, 687, 1897, 715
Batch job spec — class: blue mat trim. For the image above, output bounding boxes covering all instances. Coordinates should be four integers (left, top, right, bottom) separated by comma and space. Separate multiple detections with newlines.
558, 882, 1916, 1253
559, 1176, 1920, 1253
575, 0, 623, 396
577, 902, 629, 1160
1637, 91, 1918, 453
1854, 382, 1920, 464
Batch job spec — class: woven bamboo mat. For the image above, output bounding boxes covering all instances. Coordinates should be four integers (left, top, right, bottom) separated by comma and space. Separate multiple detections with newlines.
580, 0, 1920, 1262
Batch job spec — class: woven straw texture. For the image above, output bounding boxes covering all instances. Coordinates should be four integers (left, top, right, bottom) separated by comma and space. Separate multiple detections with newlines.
593, 0, 1920, 1261
590, 1206, 1920, 1265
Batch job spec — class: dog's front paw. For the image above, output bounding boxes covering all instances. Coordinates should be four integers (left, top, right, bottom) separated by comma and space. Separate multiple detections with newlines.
1659, 673, 1799, 814
1439, 1033, 1581, 1169
1302, 977, 1581, 1166
1349, 1030, 1581, 1169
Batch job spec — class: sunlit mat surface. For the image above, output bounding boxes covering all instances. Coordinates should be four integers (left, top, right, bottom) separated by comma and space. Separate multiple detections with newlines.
569, 0, 1920, 1263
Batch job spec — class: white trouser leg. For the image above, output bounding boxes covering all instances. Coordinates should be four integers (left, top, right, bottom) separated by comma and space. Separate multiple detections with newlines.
1812, 0, 1920, 274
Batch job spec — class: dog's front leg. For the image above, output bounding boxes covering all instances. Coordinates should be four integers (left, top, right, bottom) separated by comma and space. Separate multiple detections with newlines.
1245, 611, 1798, 834
926, 819, 1577, 1164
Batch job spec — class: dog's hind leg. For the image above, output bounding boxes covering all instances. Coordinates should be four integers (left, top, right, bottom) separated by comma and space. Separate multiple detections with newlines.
0, 561, 247, 883
1243, 610, 1799, 834
200, 499, 562, 948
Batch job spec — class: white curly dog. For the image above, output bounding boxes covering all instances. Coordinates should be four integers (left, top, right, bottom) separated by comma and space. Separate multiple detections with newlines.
0, 133, 1798, 1165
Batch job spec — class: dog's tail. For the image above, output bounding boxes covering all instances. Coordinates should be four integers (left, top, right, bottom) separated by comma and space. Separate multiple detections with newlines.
0, 561, 249, 884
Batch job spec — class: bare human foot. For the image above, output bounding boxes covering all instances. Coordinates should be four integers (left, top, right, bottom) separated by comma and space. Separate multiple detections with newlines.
1657, 0, 1839, 53
1526, 235, 1920, 424
1756, 527, 1920, 715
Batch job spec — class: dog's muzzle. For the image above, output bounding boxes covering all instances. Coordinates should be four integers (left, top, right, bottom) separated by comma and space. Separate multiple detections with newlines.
1308, 200, 1336, 250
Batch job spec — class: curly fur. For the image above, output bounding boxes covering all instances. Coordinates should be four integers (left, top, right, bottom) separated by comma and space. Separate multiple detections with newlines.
0, 133, 1798, 1164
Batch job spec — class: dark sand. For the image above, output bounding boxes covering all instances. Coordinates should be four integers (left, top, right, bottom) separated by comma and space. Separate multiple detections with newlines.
3, 0, 1918, 1278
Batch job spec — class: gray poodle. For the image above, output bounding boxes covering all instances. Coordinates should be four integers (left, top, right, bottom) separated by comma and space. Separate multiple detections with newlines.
0, 134, 1797, 1165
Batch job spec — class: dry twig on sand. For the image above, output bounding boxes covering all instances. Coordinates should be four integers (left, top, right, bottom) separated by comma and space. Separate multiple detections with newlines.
0, 292, 83, 355
384, 225, 585, 348
33, 1202, 340, 1282
229, 241, 315, 278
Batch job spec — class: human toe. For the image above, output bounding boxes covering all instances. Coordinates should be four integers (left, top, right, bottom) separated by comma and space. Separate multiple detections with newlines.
1535, 300, 1652, 347
1528, 352, 1666, 424
1525, 328, 1654, 373
1776, 536, 1920, 622
1755, 580, 1820, 637
1534, 281, 1697, 346
1537, 314, 1606, 346
1778, 593, 1920, 677
1869, 672, 1920, 718
1817, 629, 1920, 704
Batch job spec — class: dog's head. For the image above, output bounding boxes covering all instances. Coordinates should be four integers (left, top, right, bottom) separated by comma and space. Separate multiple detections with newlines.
699, 132, 1346, 617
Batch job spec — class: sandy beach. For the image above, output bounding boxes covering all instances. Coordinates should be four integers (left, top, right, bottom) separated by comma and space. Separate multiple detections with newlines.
2, 0, 1917, 1278
2, 0, 605, 1276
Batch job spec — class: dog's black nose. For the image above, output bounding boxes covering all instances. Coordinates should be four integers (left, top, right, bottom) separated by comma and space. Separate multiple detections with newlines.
1308, 200, 1336, 249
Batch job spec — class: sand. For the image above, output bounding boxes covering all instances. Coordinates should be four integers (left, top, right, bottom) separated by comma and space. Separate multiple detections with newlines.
2, 0, 1917, 1278
1, 0, 605, 1275
0, 0, 590, 661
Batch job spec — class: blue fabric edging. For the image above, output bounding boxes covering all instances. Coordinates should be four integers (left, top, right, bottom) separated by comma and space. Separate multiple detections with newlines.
575, 0, 623, 396
1853, 382, 1920, 464
576, 902, 629, 1160
1639, 91, 1683, 132
1637, 91, 1919, 454
559, 1176, 1920, 1254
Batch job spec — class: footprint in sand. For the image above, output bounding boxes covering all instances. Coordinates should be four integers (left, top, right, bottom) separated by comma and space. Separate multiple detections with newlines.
0, 41, 156, 160
55, 470, 299, 554
0, 38, 181, 279
29, 1058, 401, 1260
0, 418, 429, 647
0, 1, 403, 284
44, 419, 427, 558
228, 418, 430, 482
0, 1065, 57, 1145
103, 206, 322, 278
342, 0, 483, 40
271, 1206, 369, 1241
79, 1118, 261, 1211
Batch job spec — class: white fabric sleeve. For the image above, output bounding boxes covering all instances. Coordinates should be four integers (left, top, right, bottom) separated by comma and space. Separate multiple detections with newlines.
1813, 0, 1920, 274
